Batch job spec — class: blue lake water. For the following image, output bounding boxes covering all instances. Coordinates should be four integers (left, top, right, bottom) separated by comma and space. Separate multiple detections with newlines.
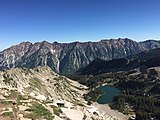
97, 85, 120, 104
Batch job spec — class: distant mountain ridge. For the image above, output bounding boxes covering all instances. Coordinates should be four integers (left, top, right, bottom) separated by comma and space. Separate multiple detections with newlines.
77, 48, 160, 75
0, 38, 160, 73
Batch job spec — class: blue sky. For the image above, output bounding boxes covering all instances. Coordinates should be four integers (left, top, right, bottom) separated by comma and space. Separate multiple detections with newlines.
0, 0, 160, 50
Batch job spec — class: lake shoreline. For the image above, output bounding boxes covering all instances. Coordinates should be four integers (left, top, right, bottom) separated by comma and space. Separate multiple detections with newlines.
96, 85, 120, 104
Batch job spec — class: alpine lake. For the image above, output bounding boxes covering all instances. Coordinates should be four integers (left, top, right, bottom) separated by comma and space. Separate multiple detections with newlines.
97, 85, 120, 104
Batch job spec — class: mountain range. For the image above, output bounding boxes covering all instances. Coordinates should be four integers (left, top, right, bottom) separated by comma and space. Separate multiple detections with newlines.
0, 38, 160, 74
1, 38, 160, 120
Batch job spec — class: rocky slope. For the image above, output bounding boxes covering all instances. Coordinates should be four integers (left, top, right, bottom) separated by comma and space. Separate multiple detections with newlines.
1, 38, 160, 73
0, 66, 128, 120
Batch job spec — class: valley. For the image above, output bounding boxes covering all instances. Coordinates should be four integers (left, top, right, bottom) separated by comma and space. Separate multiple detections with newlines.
72, 66, 160, 120
0, 66, 129, 120
0, 39, 160, 120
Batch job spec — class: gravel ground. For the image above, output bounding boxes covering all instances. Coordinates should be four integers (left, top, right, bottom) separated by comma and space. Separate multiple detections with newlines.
93, 102, 129, 120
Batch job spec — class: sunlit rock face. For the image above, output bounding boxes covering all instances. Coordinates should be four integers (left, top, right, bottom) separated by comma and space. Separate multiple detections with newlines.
0, 38, 160, 73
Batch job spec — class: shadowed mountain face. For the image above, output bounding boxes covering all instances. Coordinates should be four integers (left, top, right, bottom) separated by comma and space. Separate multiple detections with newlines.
0, 38, 160, 73
77, 48, 160, 75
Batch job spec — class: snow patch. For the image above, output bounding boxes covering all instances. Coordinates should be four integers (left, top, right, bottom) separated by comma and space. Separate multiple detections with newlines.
50, 49, 56, 54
